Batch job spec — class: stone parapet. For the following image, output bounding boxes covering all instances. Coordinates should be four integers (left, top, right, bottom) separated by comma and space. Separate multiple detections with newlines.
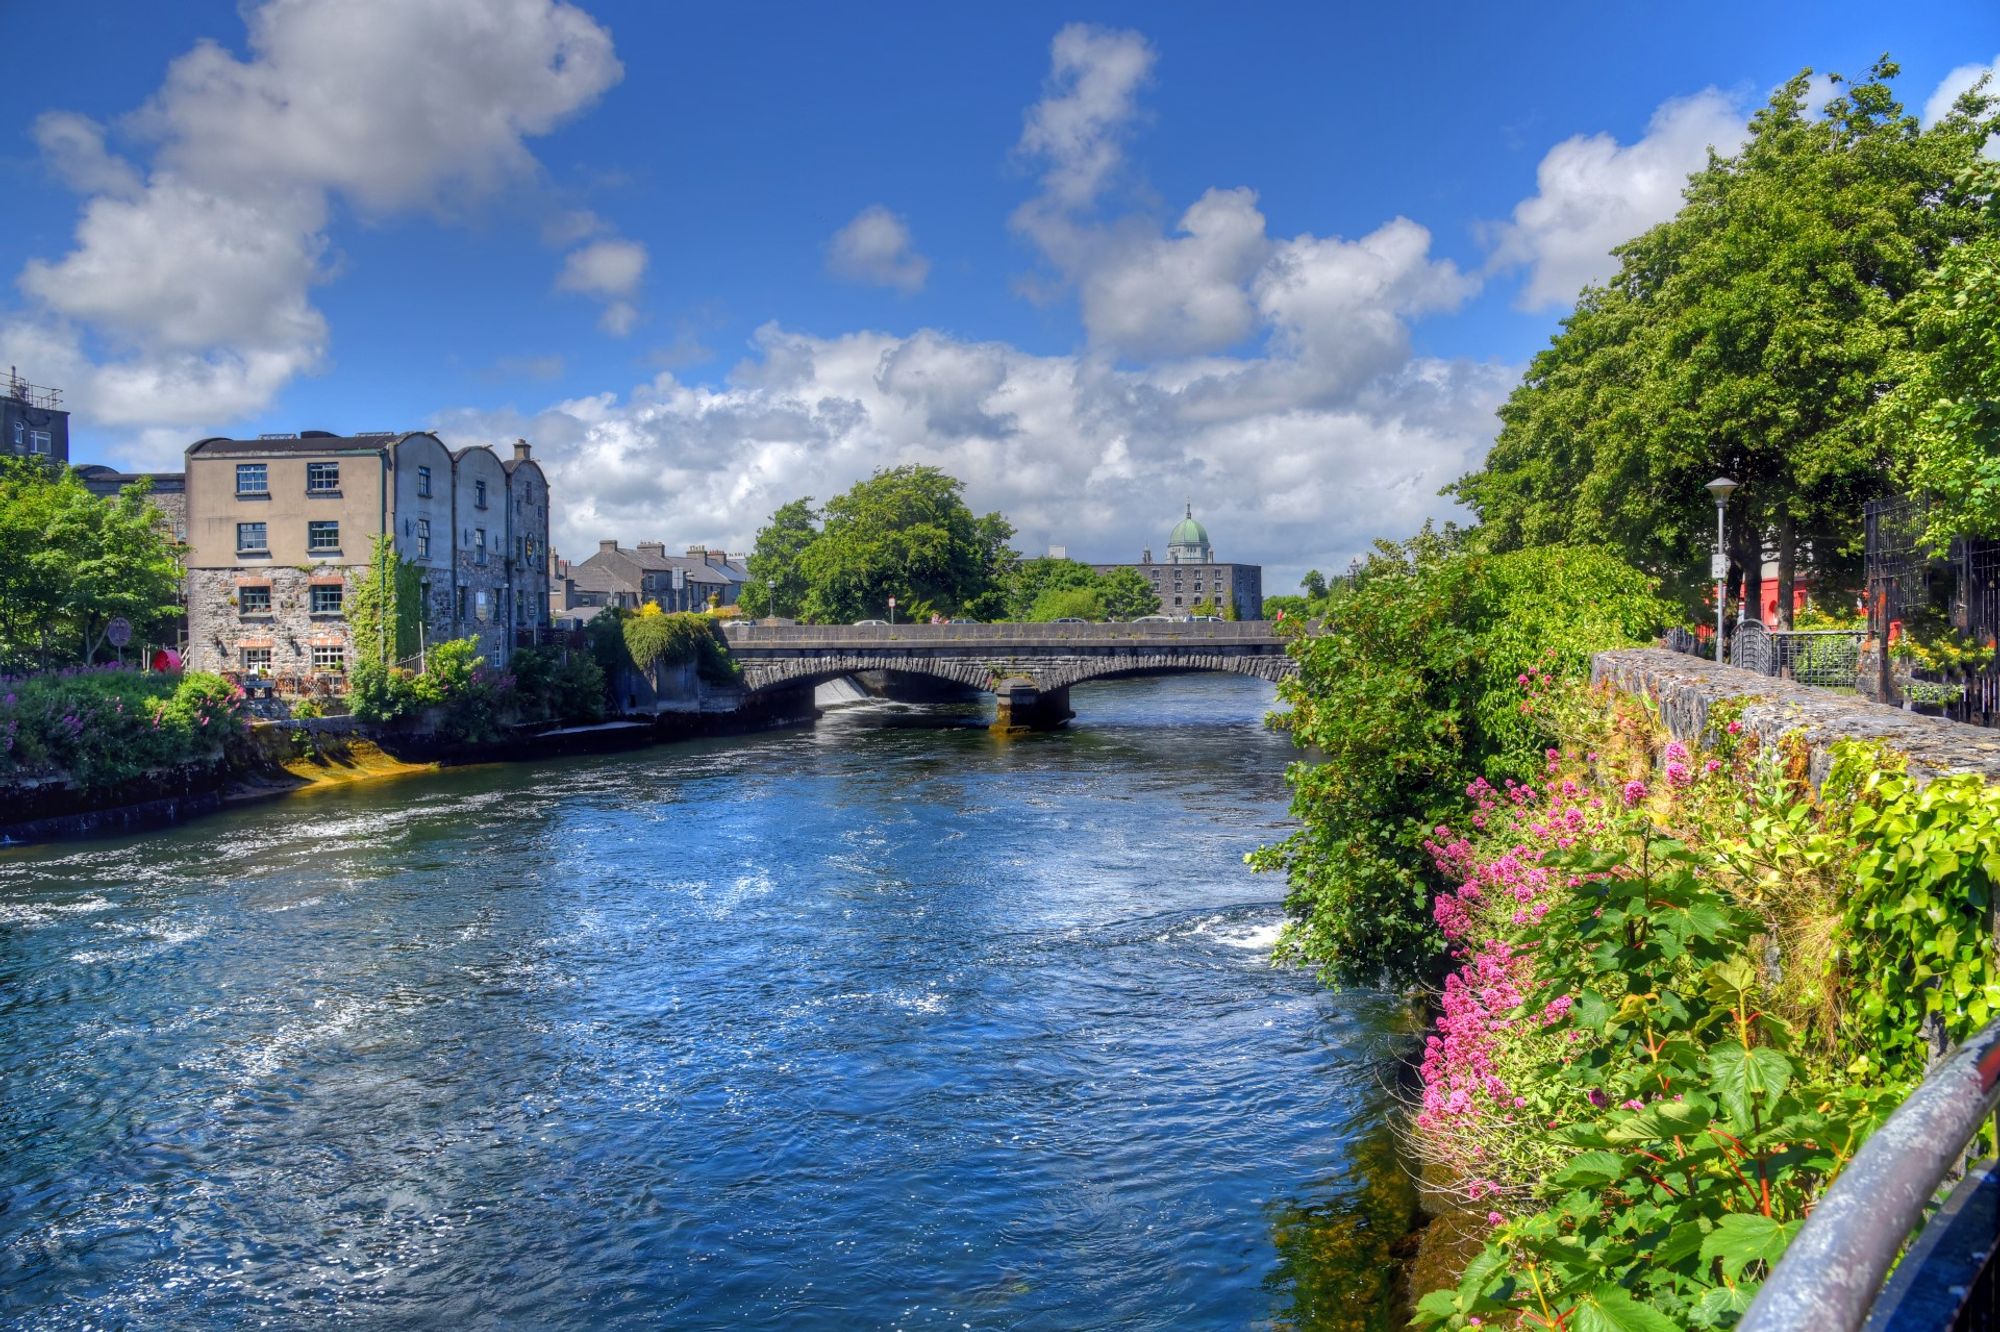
1591, 647, 2000, 787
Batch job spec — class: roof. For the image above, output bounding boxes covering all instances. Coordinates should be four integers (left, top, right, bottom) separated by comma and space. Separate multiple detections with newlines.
186, 431, 411, 458
1168, 503, 1210, 548
563, 563, 628, 594
73, 464, 186, 492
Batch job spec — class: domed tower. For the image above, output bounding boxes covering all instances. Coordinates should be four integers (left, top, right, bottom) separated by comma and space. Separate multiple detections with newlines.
1166, 502, 1213, 564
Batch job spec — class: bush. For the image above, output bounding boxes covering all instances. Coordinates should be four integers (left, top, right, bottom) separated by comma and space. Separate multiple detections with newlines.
616, 604, 739, 683
509, 645, 605, 724
1251, 532, 1671, 988
0, 667, 246, 791
1027, 586, 1105, 621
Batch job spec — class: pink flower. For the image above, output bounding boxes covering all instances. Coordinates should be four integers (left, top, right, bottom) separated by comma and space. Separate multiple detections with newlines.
1665, 762, 1692, 788
1621, 780, 1647, 807
1704, 759, 1722, 774
1726, 720, 1743, 735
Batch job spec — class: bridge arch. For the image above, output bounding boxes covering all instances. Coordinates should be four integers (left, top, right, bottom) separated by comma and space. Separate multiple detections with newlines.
739, 654, 1001, 697
1026, 653, 1292, 693
737, 650, 1292, 698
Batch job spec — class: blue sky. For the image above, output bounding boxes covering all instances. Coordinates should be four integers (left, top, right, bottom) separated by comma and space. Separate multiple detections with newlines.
3, 1, 1997, 588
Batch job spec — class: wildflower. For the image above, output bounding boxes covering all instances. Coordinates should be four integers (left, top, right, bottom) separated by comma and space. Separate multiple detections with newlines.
1665, 761, 1692, 788
1621, 779, 1647, 807
1485, 1213, 1503, 1228
1726, 720, 1742, 735
1704, 759, 1721, 774
1663, 740, 1689, 763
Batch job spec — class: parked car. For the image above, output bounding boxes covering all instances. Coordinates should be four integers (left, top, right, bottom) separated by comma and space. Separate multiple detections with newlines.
1132, 614, 1172, 623
1053, 616, 1089, 623
1191, 615, 1225, 622
853, 619, 889, 626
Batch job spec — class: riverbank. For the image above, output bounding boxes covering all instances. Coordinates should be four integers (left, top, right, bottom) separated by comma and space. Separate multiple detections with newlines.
0, 689, 820, 845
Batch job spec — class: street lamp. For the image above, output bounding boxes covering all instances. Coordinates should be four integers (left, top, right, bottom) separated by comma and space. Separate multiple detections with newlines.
1706, 477, 1738, 663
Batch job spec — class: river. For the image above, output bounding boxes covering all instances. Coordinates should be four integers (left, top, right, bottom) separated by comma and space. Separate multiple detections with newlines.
0, 673, 1417, 1330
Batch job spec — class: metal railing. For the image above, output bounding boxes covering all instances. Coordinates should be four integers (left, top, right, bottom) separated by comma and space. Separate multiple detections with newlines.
1731, 623, 1865, 688
1742, 1017, 2000, 1331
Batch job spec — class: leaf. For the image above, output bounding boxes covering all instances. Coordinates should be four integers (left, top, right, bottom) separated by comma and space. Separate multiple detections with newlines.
1412, 1288, 1462, 1319
1690, 1284, 1756, 1328
1706, 1041, 1792, 1129
1456, 1245, 1510, 1300
1569, 1284, 1683, 1332
1650, 1217, 1711, 1267
1556, 1150, 1633, 1187
1699, 1212, 1800, 1282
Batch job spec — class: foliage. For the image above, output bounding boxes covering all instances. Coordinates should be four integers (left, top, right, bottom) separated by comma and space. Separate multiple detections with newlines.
1098, 567, 1162, 620
1026, 586, 1105, 622
508, 645, 605, 724
1451, 64, 2000, 622
345, 533, 425, 668
787, 466, 1016, 623
1006, 557, 1101, 619
1890, 160, 2000, 547
1251, 532, 1669, 986
289, 696, 326, 720
621, 603, 739, 682
1902, 678, 1966, 707
0, 461, 184, 671
0, 667, 245, 791
1408, 677, 2000, 1328
1301, 569, 1329, 600
1888, 621, 1996, 674
739, 497, 819, 619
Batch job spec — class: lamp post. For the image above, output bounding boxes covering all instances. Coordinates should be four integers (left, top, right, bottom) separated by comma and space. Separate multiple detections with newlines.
1707, 477, 1738, 663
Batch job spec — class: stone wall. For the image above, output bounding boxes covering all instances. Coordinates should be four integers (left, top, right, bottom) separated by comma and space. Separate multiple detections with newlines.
1592, 647, 2000, 786
183, 563, 355, 676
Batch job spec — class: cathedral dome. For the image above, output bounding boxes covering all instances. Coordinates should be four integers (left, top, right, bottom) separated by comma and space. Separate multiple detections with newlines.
1168, 505, 1209, 549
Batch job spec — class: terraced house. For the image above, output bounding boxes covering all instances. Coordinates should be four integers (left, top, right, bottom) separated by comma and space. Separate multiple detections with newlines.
180, 431, 551, 682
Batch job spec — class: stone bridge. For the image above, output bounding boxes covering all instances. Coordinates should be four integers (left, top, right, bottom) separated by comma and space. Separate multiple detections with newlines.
721, 621, 1295, 730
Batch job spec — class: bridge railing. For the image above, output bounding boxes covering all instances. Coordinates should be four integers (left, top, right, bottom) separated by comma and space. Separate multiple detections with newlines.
721, 621, 1285, 646
1740, 1015, 2000, 1331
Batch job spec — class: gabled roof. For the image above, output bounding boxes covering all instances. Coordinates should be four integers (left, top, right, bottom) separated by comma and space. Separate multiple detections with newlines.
186, 431, 414, 458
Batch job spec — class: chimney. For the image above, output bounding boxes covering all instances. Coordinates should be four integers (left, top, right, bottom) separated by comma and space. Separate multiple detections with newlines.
598, 539, 620, 556
686, 545, 706, 558
513, 438, 532, 463
637, 541, 667, 559
1142, 548, 1153, 564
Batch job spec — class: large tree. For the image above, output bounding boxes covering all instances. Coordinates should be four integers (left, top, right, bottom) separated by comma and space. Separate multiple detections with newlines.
0, 462, 183, 669
738, 497, 820, 619
795, 466, 1014, 623
1452, 63, 1999, 624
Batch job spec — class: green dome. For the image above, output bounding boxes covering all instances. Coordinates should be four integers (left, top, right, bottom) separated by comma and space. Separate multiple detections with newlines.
1168, 505, 1209, 548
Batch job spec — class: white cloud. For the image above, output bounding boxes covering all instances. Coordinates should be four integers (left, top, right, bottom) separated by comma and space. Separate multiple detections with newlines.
5, 0, 624, 446
1075, 189, 1269, 357
826, 206, 931, 293
1016, 24, 1155, 211
1926, 57, 1998, 125
556, 238, 648, 298
1490, 89, 1746, 310
31, 113, 142, 198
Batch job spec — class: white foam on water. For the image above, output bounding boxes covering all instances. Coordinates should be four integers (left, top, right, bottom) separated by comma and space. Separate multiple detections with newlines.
0, 895, 117, 928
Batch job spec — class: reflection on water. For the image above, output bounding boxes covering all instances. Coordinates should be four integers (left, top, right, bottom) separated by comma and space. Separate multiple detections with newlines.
0, 673, 1416, 1329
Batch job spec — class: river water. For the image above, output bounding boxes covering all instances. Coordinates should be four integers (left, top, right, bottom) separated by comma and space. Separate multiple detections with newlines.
0, 674, 1417, 1330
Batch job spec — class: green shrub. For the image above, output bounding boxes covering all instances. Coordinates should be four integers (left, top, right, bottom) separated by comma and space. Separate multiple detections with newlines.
1026, 586, 1105, 621
618, 606, 739, 683
1251, 532, 1670, 987
0, 667, 246, 790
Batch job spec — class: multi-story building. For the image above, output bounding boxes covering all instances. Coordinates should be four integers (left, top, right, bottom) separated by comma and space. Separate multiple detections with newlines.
181, 431, 551, 680
563, 541, 750, 615
1091, 505, 1265, 619
73, 465, 189, 542
3, 368, 69, 463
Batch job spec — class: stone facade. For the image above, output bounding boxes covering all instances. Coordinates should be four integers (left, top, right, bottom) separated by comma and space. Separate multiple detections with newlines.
182, 431, 551, 681
1089, 505, 1264, 619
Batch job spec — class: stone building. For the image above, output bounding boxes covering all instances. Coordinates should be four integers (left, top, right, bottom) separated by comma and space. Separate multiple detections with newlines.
3, 368, 68, 464
563, 541, 750, 615
73, 465, 189, 542
181, 431, 551, 680
1091, 505, 1264, 619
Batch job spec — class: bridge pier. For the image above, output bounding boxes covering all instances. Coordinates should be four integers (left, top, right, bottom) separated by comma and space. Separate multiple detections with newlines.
990, 678, 1073, 735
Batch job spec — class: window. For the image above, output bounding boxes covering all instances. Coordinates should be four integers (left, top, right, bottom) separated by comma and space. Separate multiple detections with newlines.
416, 518, 431, 560
238, 585, 272, 615
307, 520, 340, 553
235, 463, 268, 495
8, 421, 18, 448
241, 646, 272, 674
237, 521, 269, 553
475, 528, 487, 564
1173, 595, 1183, 606
474, 479, 489, 510
311, 644, 346, 673
475, 589, 490, 621
28, 430, 51, 456
455, 586, 467, 619
417, 465, 432, 498
306, 461, 340, 494
310, 584, 344, 615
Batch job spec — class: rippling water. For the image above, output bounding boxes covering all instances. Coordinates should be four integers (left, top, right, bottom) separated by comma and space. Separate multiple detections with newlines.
0, 674, 1417, 1329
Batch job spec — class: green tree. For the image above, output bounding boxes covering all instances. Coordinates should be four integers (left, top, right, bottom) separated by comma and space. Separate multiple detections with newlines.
1027, 586, 1106, 621
796, 466, 1010, 623
0, 462, 182, 668
1886, 159, 2000, 547
1003, 556, 1100, 620
1452, 63, 1999, 624
1098, 567, 1161, 620
1301, 569, 1328, 600
738, 497, 820, 618
1251, 532, 1670, 986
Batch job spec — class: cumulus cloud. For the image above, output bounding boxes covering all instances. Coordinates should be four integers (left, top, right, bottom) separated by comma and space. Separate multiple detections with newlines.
1488, 89, 1746, 310
554, 236, 649, 334
5, 0, 623, 450
1016, 24, 1155, 211
826, 206, 931, 293
1926, 57, 1999, 158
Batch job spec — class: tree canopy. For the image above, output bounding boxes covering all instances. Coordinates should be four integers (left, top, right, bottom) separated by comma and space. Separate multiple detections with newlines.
0, 462, 183, 670
1451, 63, 2000, 623
788, 466, 1016, 623
738, 497, 820, 619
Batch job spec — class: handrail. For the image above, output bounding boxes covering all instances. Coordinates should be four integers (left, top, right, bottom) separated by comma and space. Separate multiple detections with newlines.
1741, 1017, 2000, 1331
